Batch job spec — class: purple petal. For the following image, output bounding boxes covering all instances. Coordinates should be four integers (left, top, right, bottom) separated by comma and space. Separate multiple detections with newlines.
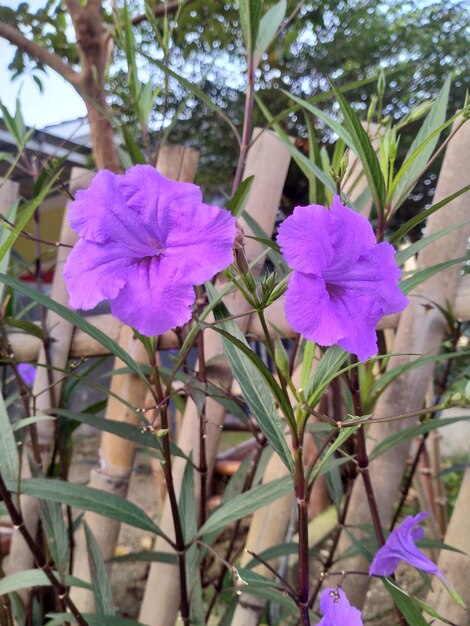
119, 165, 202, 241
369, 512, 446, 581
63, 238, 134, 310
18, 362, 36, 386
109, 256, 195, 336
163, 202, 236, 284
284, 272, 355, 346
318, 588, 363, 626
277, 204, 334, 275
325, 196, 377, 274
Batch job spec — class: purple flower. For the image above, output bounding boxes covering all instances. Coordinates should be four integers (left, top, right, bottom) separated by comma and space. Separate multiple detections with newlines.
318, 587, 363, 626
277, 196, 408, 361
369, 512, 446, 581
17, 362, 36, 386
64, 165, 236, 336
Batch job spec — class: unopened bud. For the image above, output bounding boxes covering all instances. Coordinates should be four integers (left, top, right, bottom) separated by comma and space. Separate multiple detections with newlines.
367, 95, 377, 122
377, 70, 386, 97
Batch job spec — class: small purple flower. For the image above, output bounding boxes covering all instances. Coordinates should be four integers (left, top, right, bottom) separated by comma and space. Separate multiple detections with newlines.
369, 512, 446, 581
277, 196, 408, 361
17, 362, 36, 386
318, 587, 363, 626
64, 165, 236, 336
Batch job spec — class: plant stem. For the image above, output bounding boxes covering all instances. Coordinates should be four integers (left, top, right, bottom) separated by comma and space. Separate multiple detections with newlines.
232, 53, 255, 194
294, 439, 311, 626
149, 358, 191, 626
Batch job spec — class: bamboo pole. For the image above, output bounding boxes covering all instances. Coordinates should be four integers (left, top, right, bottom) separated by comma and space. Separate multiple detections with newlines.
71, 147, 200, 612
425, 464, 470, 625
5, 167, 93, 586
336, 119, 470, 608
6, 304, 405, 361
138, 128, 292, 626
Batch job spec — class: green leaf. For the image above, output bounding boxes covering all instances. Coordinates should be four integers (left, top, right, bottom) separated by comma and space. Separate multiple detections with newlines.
108, 550, 177, 564
12, 415, 54, 431
0, 274, 151, 391
226, 175, 254, 216
206, 286, 295, 475
239, 0, 263, 53
46, 614, 147, 626
122, 128, 146, 165
0, 198, 18, 301
255, 94, 337, 194
305, 346, 348, 407
395, 220, 469, 266
38, 499, 70, 579
400, 255, 468, 294
370, 415, 470, 461
284, 91, 353, 149
329, 81, 386, 213
254, 0, 286, 66
0, 173, 59, 263
198, 475, 292, 537
4, 316, 44, 339
5, 478, 170, 541
309, 424, 359, 484
392, 77, 451, 211
390, 184, 470, 245
0, 392, 19, 482
383, 579, 429, 625
0, 570, 90, 595
84, 522, 115, 615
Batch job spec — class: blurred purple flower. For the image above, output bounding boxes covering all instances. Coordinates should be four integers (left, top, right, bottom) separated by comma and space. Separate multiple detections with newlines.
64, 166, 236, 336
318, 587, 363, 626
369, 512, 446, 581
18, 362, 36, 386
277, 196, 408, 361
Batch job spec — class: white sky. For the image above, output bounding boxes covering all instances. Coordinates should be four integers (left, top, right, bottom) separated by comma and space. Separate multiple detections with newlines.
0, 0, 86, 128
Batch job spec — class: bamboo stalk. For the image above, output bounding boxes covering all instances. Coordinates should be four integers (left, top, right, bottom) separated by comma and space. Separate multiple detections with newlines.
70, 147, 200, 612
138, 127, 292, 626
425, 464, 470, 624
337, 119, 470, 608
5, 306, 406, 362
5, 167, 93, 591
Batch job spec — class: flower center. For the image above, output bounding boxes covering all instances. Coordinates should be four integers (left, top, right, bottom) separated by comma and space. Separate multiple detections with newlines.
149, 238, 165, 256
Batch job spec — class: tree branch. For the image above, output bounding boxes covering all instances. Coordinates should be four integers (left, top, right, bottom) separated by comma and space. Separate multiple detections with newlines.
132, 0, 197, 26
0, 20, 80, 86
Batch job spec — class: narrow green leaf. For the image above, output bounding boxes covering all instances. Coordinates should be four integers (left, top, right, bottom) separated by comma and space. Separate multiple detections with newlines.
12, 415, 54, 431
227, 176, 254, 217
84, 522, 115, 615
0, 274, 151, 390
239, 0, 263, 53
395, 220, 469, 266
0, 199, 18, 301
329, 81, 386, 212
108, 550, 177, 564
390, 184, 470, 245
392, 77, 451, 210
400, 255, 468, 294
305, 346, 348, 407
284, 90, 353, 148
254, 0, 286, 66
6, 478, 169, 540
46, 614, 147, 626
383, 579, 429, 625
206, 286, 295, 475
122, 128, 146, 165
198, 475, 292, 537
309, 425, 359, 484
38, 499, 70, 579
370, 415, 470, 461
0, 392, 19, 482
0, 570, 90, 595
